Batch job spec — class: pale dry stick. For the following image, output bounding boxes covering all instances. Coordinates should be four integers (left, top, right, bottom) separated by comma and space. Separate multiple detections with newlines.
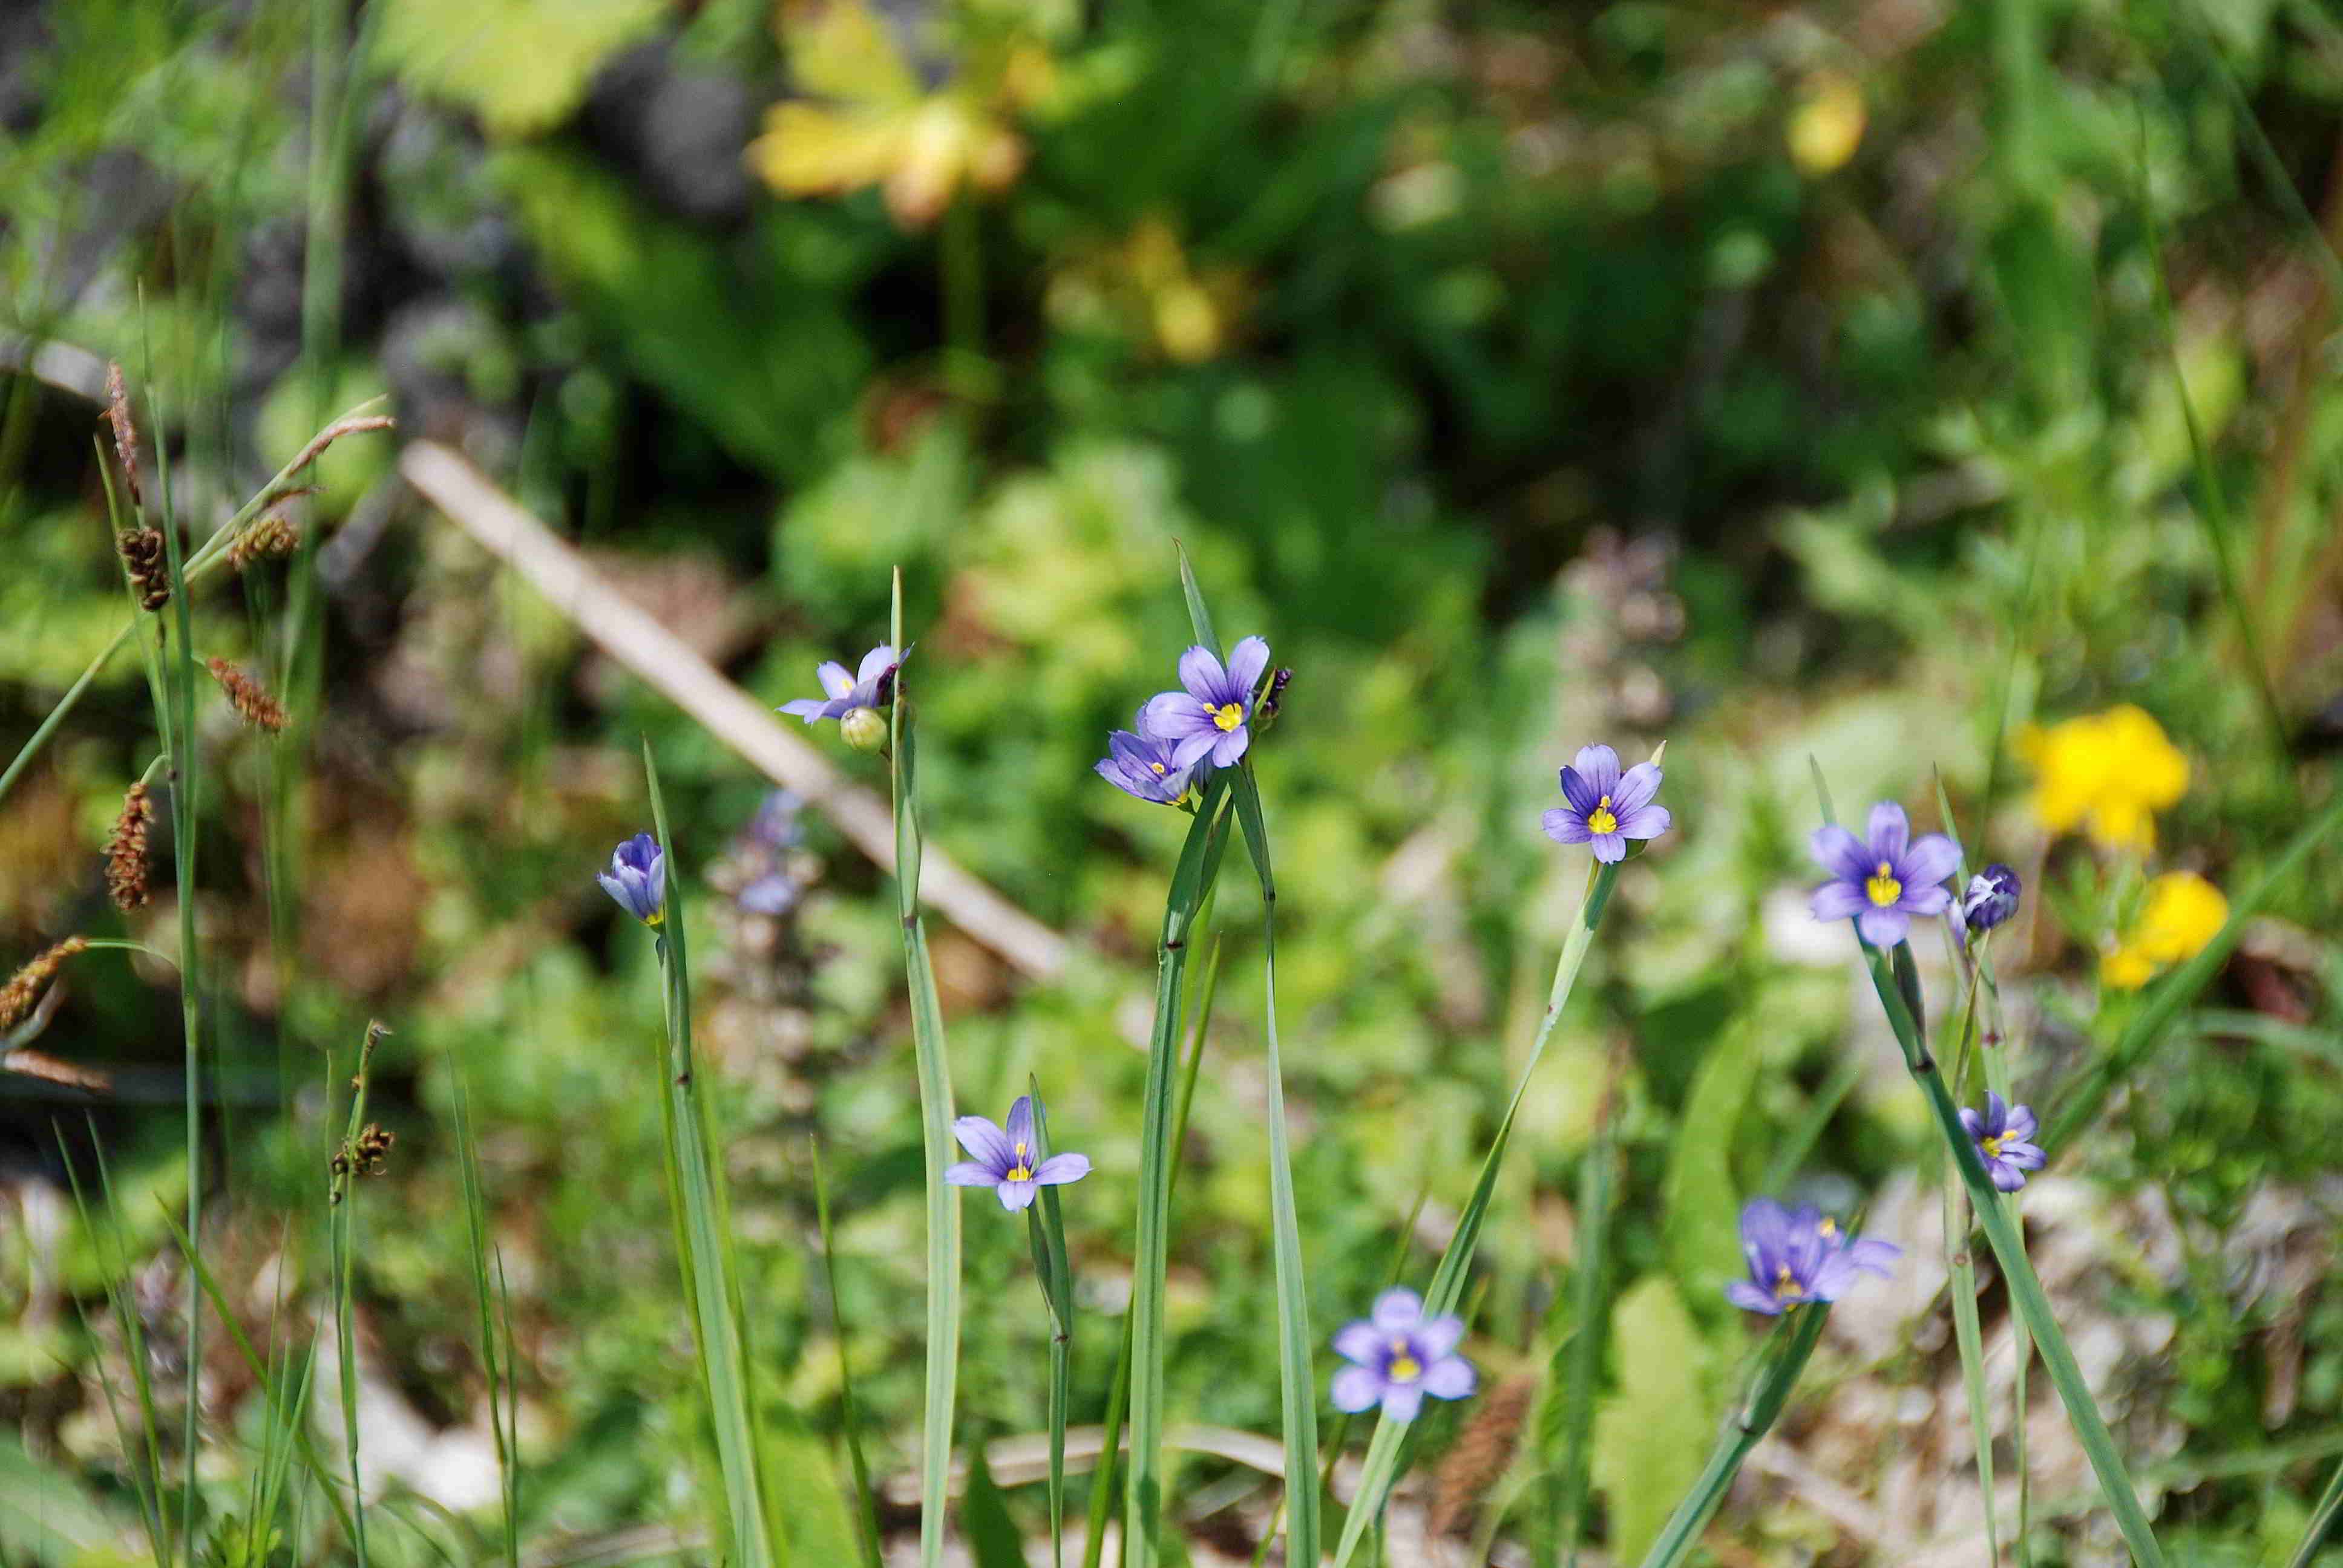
398, 440, 1071, 984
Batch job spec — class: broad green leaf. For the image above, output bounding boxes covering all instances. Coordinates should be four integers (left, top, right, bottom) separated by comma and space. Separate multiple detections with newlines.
1591, 1278, 1715, 1564
1660, 1024, 1757, 1311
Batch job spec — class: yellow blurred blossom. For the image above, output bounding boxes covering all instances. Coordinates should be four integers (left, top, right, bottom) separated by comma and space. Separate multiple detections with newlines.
1788, 70, 1865, 177
2101, 870, 2227, 990
749, 0, 1047, 230
2017, 705, 2189, 852
1047, 214, 1243, 364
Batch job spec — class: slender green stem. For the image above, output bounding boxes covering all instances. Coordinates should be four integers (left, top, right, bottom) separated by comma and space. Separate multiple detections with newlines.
1024, 1086, 1076, 1568
812, 1140, 884, 1568
1942, 965, 2001, 1564
645, 750, 778, 1568
329, 1021, 386, 1568
1332, 858, 1617, 1568
890, 570, 962, 1568
1636, 1305, 1832, 1568
2287, 1451, 2343, 1568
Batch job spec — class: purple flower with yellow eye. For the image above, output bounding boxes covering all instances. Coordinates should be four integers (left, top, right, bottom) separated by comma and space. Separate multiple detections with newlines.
1329, 1289, 1475, 1422
944, 1096, 1091, 1212
1960, 1093, 2046, 1192
781, 645, 902, 725
1809, 802, 1961, 947
597, 833, 666, 926
1095, 712, 1196, 805
1726, 1199, 1900, 1316
1541, 745, 1671, 863
1139, 636, 1271, 772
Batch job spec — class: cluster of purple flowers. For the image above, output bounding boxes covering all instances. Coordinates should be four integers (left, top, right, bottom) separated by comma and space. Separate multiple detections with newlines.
1095, 636, 1274, 805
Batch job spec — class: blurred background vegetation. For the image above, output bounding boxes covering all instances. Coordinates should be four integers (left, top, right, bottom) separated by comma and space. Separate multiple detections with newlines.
3, 0, 2342, 1561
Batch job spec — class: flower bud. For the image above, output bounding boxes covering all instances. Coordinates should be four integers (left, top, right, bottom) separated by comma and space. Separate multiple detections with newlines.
841, 706, 890, 753
1958, 864, 2021, 935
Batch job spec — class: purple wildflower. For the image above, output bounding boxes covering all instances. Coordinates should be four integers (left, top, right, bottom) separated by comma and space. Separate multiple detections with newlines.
1725, 1199, 1900, 1316
1329, 1288, 1475, 1423
1541, 745, 1671, 864
944, 1095, 1091, 1212
1809, 801, 1961, 947
597, 833, 666, 926
1955, 864, 2022, 938
1095, 711, 1197, 805
1959, 1092, 2046, 1192
1138, 636, 1271, 772
780, 645, 902, 726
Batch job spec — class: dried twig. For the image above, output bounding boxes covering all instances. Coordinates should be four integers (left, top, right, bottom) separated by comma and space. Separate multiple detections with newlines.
398, 440, 1071, 982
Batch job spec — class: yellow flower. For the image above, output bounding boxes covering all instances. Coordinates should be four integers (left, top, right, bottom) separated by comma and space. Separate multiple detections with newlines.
2101, 871, 2227, 990
2017, 705, 2189, 852
748, 0, 1041, 230
1788, 70, 1866, 177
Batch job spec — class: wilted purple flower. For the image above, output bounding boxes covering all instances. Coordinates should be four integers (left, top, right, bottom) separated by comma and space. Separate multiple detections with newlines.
597, 833, 666, 926
1725, 1199, 1900, 1316
1809, 802, 1961, 947
945, 1095, 1091, 1212
779, 645, 902, 726
1095, 712, 1196, 805
1960, 1092, 2046, 1192
1330, 1289, 1475, 1422
1139, 636, 1271, 772
1955, 864, 2022, 938
1541, 745, 1670, 863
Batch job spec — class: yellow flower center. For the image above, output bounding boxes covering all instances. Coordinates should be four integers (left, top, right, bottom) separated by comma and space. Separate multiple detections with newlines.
1773, 1264, 1801, 1301
1150, 761, 1166, 774
1587, 794, 1618, 835
1008, 1141, 1032, 1183
1386, 1338, 1421, 1382
1981, 1134, 2005, 1158
1865, 860, 1902, 907
1211, 702, 1244, 732
1817, 1217, 1837, 1238
644, 909, 665, 928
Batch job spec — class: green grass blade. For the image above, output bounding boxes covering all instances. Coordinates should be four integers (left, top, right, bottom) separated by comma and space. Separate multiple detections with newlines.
2045, 786, 2343, 1147
2286, 1451, 2343, 1568
812, 1142, 885, 1568
891, 569, 963, 1568
644, 746, 779, 1568
453, 1071, 521, 1566
58, 1137, 170, 1566
328, 1021, 387, 1568
1229, 767, 1321, 1568
1125, 773, 1235, 1567
1553, 1106, 1617, 1565
1636, 1306, 1831, 1568
1025, 1083, 1076, 1568
1333, 860, 1618, 1567
962, 1444, 1026, 1568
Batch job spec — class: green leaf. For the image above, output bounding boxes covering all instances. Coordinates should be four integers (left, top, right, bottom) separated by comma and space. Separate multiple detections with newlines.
963, 1443, 1028, 1568
378, 0, 667, 137
1660, 1025, 1757, 1309
1591, 1278, 1715, 1564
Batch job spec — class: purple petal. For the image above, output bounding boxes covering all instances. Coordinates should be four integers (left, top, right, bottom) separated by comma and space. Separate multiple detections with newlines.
1571, 745, 1622, 798
1033, 1152, 1090, 1185
1414, 1316, 1465, 1360
1807, 1251, 1861, 1300
1178, 645, 1230, 704
779, 698, 832, 720
997, 1179, 1038, 1212
1542, 808, 1591, 844
1558, 765, 1599, 816
944, 1162, 1001, 1186
1899, 832, 1961, 889
1170, 730, 1219, 770
856, 644, 899, 688
1209, 727, 1248, 768
1005, 1096, 1035, 1154
1610, 762, 1662, 815
1331, 1366, 1385, 1413
1866, 801, 1909, 861
951, 1116, 1012, 1172
1810, 881, 1867, 921
1614, 803, 1671, 840
1899, 884, 1951, 916
1999, 1141, 2046, 1171
1139, 691, 1206, 741
1988, 1159, 2027, 1192
1809, 825, 1872, 883
2004, 1105, 2038, 1141
1332, 1321, 1383, 1365
1981, 1092, 2008, 1135
1371, 1289, 1423, 1333
1726, 1281, 1783, 1315
1958, 1106, 1984, 1139
1379, 1383, 1426, 1423
1589, 832, 1626, 863
1421, 1356, 1475, 1400
815, 661, 856, 700
1855, 905, 1910, 947
1225, 635, 1270, 697
1842, 1238, 1901, 1277
1739, 1199, 1791, 1274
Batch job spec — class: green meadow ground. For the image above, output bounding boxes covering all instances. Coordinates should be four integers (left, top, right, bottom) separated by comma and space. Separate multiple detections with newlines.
3, 0, 2343, 1563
